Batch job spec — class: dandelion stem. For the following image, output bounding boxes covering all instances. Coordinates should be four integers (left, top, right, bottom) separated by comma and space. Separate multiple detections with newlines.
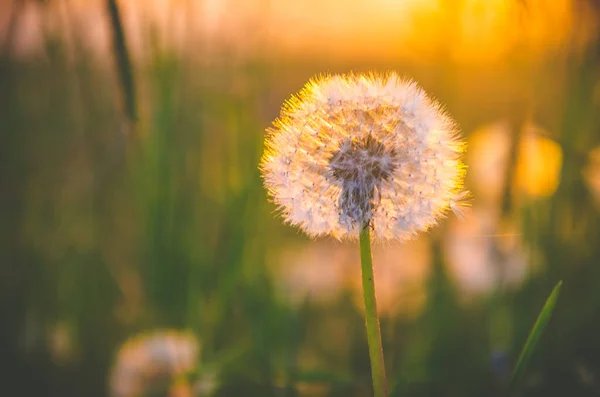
359, 225, 388, 397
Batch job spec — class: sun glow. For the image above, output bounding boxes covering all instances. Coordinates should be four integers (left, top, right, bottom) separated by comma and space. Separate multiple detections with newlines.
3, 0, 595, 63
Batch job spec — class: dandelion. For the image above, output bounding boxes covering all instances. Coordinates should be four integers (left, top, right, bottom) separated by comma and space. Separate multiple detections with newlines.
109, 330, 199, 397
261, 72, 467, 241
260, 72, 467, 397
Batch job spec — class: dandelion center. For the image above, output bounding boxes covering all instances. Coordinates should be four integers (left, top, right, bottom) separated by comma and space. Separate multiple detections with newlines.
329, 133, 397, 227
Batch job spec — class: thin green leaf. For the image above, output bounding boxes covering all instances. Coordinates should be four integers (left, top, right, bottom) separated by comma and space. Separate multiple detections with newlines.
508, 280, 563, 396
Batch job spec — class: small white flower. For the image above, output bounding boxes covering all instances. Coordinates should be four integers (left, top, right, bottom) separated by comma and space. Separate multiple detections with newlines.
261, 72, 467, 240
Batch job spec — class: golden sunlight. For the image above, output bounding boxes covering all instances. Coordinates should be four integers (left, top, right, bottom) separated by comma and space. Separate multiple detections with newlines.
468, 121, 563, 202
3, 0, 595, 62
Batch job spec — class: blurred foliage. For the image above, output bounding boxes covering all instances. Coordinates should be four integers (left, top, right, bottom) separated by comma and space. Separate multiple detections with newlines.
2, 1, 600, 396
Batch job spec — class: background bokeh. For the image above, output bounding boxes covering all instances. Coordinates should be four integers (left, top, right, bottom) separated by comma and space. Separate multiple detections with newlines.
2, 0, 600, 396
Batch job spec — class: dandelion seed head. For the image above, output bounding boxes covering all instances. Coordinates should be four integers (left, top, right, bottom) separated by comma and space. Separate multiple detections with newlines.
109, 330, 199, 397
261, 72, 467, 240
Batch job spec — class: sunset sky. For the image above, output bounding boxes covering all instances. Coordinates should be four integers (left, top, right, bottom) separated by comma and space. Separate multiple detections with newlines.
2, 0, 595, 62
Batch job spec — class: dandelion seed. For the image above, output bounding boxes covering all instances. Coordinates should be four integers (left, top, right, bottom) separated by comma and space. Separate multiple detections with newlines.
450, 190, 472, 220
260, 72, 467, 240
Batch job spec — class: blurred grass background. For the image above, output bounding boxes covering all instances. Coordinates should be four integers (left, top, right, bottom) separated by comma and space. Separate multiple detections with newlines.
2, 0, 600, 396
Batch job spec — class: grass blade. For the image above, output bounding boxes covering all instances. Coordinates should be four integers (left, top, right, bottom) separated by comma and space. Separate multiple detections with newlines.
508, 280, 563, 396
106, 0, 137, 124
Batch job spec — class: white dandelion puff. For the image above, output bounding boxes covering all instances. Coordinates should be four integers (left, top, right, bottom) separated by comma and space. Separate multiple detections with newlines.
260, 72, 467, 240
109, 330, 199, 397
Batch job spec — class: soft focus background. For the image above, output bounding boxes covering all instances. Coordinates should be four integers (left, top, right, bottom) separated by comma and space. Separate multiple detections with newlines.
2, 0, 600, 396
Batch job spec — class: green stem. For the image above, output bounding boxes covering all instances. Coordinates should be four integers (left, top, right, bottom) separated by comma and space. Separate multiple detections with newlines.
359, 226, 388, 397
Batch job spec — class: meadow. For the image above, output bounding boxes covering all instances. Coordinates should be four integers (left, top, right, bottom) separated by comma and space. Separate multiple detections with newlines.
2, 1, 600, 396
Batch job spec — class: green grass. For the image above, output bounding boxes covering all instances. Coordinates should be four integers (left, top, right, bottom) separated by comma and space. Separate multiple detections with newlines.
509, 280, 563, 397
2, 4, 600, 396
